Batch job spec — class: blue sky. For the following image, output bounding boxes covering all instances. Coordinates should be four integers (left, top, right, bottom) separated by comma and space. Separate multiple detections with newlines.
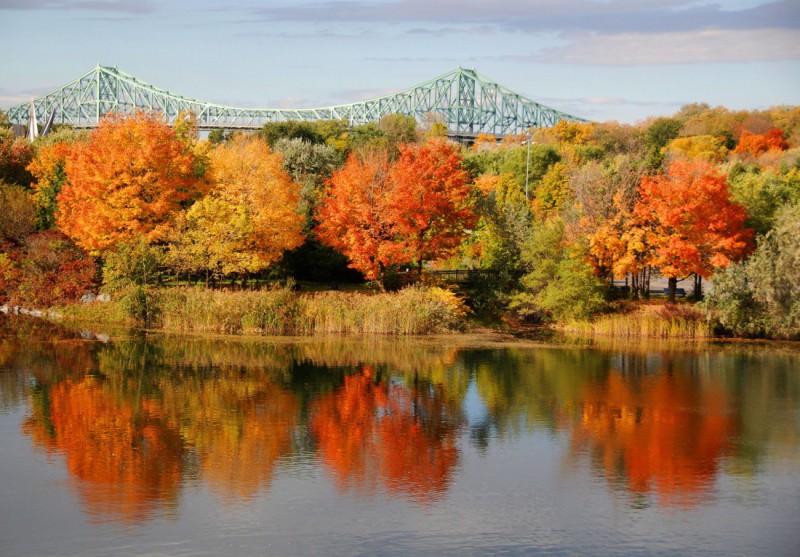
1, 0, 798, 123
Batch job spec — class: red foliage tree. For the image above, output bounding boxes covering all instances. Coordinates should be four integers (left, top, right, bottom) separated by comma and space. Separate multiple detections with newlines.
316, 139, 475, 283
1, 230, 96, 307
634, 159, 753, 300
315, 150, 404, 281
734, 128, 789, 157
390, 139, 477, 273
0, 132, 34, 186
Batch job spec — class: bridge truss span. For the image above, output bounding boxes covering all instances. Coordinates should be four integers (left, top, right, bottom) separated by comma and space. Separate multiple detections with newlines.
3, 65, 588, 136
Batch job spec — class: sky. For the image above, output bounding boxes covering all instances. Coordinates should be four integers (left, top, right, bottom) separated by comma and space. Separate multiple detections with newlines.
1, 0, 799, 123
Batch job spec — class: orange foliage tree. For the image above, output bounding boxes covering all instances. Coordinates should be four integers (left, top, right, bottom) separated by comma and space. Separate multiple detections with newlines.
317, 139, 475, 283
309, 367, 460, 504
390, 139, 476, 272
315, 150, 399, 282
57, 112, 205, 253
634, 159, 753, 300
734, 128, 789, 157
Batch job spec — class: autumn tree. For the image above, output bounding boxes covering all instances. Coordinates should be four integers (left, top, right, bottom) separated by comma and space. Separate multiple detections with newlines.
532, 161, 570, 214
0, 128, 34, 187
471, 133, 497, 152
57, 112, 205, 253
2, 230, 97, 307
28, 140, 73, 229
634, 159, 753, 301
0, 182, 36, 244
734, 128, 789, 158
389, 139, 476, 273
667, 135, 729, 163
316, 149, 403, 282
168, 135, 303, 281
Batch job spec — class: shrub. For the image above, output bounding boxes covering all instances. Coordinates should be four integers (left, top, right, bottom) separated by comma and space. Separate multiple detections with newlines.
1, 230, 96, 307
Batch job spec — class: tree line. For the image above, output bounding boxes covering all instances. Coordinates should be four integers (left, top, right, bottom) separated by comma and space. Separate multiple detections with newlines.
0, 103, 798, 338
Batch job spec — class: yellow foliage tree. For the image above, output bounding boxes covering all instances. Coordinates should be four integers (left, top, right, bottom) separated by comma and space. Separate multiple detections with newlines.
532, 162, 571, 214
169, 135, 303, 279
667, 135, 729, 162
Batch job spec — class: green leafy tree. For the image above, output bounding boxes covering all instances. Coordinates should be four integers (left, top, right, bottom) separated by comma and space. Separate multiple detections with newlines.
511, 219, 606, 322
258, 121, 323, 147
705, 203, 800, 338
730, 168, 800, 235
103, 238, 164, 326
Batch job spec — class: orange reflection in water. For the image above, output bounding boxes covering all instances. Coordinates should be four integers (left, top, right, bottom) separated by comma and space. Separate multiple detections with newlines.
573, 372, 733, 507
22, 377, 183, 524
310, 367, 460, 504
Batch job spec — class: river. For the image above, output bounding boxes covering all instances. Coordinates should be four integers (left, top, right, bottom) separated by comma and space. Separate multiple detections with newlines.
1, 315, 798, 556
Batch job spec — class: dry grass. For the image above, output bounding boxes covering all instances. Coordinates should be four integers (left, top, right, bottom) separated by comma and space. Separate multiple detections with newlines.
563, 302, 713, 339
157, 285, 468, 336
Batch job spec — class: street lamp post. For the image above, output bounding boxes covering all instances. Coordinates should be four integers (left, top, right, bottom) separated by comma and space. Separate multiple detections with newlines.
524, 132, 531, 200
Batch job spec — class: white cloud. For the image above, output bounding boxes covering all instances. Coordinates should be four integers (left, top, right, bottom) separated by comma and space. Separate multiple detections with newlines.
0, 0, 155, 13
538, 28, 800, 65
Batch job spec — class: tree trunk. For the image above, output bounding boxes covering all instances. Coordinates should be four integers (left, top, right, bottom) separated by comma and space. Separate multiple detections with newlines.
668, 276, 677, 303
694, 274, 703, 299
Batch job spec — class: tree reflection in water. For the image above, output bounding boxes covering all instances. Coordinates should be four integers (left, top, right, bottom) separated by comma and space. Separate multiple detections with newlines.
5, 317, 798, 524
22, 377, 183, 524
310, 366, 462, 504
572, 369, 733, 507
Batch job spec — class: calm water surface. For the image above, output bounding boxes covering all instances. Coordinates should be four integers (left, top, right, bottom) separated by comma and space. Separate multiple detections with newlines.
1, 315, 798, 556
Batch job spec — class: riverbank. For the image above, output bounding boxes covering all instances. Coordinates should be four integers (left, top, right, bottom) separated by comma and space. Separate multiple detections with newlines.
6, 284, 791, 342
53, 285, 470, 336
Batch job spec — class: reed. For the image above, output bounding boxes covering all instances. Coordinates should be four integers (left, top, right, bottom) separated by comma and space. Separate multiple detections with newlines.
564, 303, 713, 339
157, 285, 468, 336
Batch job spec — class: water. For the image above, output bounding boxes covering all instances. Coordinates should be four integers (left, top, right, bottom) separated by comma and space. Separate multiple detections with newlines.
1, 315, 799, 556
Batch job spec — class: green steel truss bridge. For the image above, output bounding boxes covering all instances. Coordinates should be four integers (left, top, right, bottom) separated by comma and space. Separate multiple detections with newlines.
3, 65, 587, 137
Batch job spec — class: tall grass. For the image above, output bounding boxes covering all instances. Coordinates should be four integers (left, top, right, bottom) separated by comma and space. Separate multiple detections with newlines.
157, 285, 468, 336
564, 303, 713, 339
